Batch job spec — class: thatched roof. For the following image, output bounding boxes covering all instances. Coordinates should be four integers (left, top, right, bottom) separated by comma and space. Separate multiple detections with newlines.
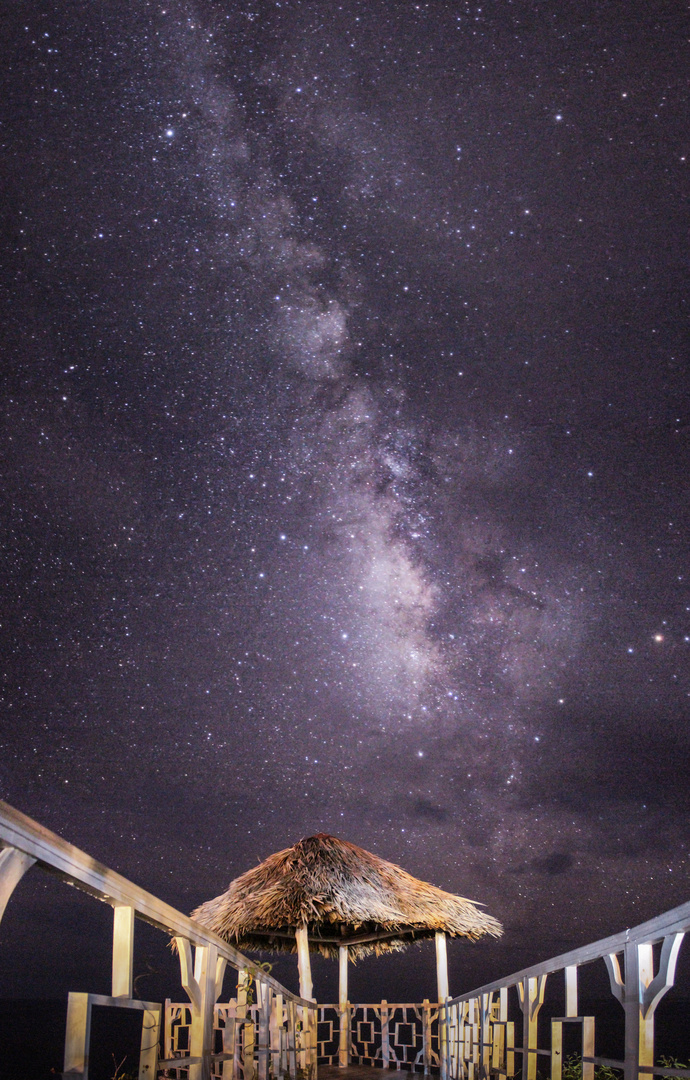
190, 833, 502, 960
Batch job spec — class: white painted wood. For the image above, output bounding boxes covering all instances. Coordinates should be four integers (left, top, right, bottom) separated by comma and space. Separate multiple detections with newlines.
338, 945, 349, 1067
238, 968, 256, 1080
190, 943, 217, 1080
0, 846, 36, 924
214, 955, 228, 1003
422, 999, 433, 1074
138, 1007, 159, 1080
436, 932, 450, 1080
175, 936, 201, 1012
270, 991, 283, 1079
380, 999, 390, 1069
0, 800, 313, 1006
436, 931, 449, 1002
519, 975, 547, 1080
63, 992, 161, 1080
565, 965, 578, 1017
296, 924, 313, 1001
112, 904, 135, 998
258, 984, 270, 1080
286, 998, 298, 1079
642, 932, 685, 1018
63, 992, 91, 1079
636, 942, 656, 1076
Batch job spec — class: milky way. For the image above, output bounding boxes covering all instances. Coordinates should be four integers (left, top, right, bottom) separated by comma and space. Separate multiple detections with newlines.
1, 0, 688, 1004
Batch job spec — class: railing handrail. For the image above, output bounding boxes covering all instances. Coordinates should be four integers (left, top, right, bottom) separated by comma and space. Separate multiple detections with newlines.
447, 897, 690, 1003
0, 798, 313, 1007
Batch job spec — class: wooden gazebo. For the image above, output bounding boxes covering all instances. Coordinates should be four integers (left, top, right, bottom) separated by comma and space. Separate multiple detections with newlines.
190, 834, 502, 1010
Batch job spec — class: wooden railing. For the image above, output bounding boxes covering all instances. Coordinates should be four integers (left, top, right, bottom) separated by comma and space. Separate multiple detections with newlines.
0, 800, 317, 1080
439, 901, 690, 1080
1, 799, 688, 1080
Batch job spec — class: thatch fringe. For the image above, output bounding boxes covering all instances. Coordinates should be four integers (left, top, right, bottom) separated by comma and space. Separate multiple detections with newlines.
190, 834, 502, 960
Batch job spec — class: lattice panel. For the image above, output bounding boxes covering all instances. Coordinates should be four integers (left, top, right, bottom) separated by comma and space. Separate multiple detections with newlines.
349, 1005, 382, 1065
317, 1001, 440, 1073
316, 1012, 339, 1061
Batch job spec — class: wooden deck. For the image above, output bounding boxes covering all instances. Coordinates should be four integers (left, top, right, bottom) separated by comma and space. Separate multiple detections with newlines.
319, 1067, 408, 1080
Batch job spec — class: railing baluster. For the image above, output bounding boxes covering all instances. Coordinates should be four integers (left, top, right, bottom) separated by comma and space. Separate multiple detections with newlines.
112, 904, 135, 999
518, 974, 546, 1080
63, 992, 91, 1079
381, 998, 390, 1068
257, 982, 270, 1080
422, 998, 432, 1075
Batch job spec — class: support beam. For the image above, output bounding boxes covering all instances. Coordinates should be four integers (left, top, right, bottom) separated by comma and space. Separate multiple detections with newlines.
435, 931, 449, 1002
0, 846, 36, 925
338, 944, 349, 1067
295, 923, 313, 1001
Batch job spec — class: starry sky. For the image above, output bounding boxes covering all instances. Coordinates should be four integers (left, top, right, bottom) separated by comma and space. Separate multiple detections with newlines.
1, 0, 689, 1006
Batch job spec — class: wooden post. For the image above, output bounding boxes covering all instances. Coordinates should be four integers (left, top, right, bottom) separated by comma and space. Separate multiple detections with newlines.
112, 904, 135, 999
464, 998, 478, 1080
175, 938, 217, 1080
269, 991, 283, 1079
306, 1002, 318, 1079
604, 934, 683, 1080
471, 997, 480, 1080
552, 966, 583, 1080
479, 993, 493, 1080
139, 1005, 160, 1080
257, 982, 270, 1080
498, 986, 514, 1080
435, 931, 449, 1002
565, 965, 578, 1018
422, 999, 432, 1075
338, 944, 349, 1067
445, 1000, 457, 1080
436, 932, 449, 1079
164, 1000, 172, 1066
380, 1000, 390, 1069
296, 924, 313, 1001
238, 968, 255, 1080
518, 975, 546, 1080
63, 992, 91, 1079
286, 998, 298, 1078
192, 944, 217, 1080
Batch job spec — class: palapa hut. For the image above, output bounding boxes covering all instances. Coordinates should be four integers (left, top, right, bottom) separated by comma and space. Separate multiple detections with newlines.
190, 833, 502, 1007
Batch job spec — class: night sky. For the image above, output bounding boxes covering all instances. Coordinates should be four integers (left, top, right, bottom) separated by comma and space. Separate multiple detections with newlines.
1, 0, 689, 1007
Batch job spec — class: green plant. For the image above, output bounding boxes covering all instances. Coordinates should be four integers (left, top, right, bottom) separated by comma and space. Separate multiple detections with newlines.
560, 1054, 622, 1080
557, 1053, 690, 1080
657, 1056, 690, 1080
241, 962, 274, 1007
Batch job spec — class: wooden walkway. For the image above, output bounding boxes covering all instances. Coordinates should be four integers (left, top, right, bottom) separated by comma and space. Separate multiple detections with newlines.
319, 1067, 408, 1080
